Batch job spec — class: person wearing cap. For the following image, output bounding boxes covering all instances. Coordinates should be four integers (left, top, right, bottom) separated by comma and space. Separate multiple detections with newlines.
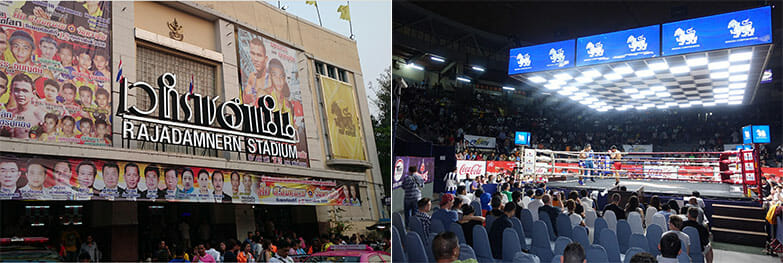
609, 145, 623, 185
431, 193, 459, 231
9, 30, 35, 65
578, 144, 596, 185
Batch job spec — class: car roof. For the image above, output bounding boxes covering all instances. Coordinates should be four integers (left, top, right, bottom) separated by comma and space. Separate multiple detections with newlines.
308, 250, 389, 257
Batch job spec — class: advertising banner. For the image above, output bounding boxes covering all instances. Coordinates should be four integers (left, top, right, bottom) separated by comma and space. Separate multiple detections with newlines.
662, 6, 771, 56
237, 28, 309, 167
508, 39, 575, 75
0, 1, 112, 146
515, 131, 530, 146
577, 25, 660, 66
752, 125, 771, 143
486, 161, 516, 177
392, 156, 434, 189
456, 160, 486, 181
319, 75, 365, 160
622, 144, 653, 152
464, 134, 496, 149
0, 153, 359, 206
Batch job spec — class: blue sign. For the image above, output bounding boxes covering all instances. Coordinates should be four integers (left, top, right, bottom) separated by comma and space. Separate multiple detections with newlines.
662, 6, 772, 56
752, 125, 771, 143
515, 131, 531, 146
576, 25, 660, 66
735, 145, 752, 151
742, 126, 752, 144
508, 39, 575, 75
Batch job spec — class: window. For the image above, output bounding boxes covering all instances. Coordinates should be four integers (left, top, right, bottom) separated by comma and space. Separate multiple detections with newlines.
315, 61, 325, 75
327, 64, 337, 79
315, 60, 350, 83
338, 69, 348, 82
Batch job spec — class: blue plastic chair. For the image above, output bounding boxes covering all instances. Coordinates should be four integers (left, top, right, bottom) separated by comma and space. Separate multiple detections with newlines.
392, 226, 407, 263
598, 228, 622, 263
431, 219, 446, 235
557, 213, 573, 238
532, 220, 555, 262
513, 251, 541, 263
504, 228, 523, 262
623, 247, 646, 263
511, 217, 530, 250
393, 212, 406, 237
520, 209, 535, 237
487, 214, 497, 231
449, 222, 466, 244
459, 243, 477, 261
628, 233, 649, 252
677, 253, 691, 263
427, 234, 436, 263
551, 255, 562, 263
645, 224, 663, 257
593, 217, 608, 243
472, 225, 496, 263
683, 226, 705, 263
572, 225, 591, 249
554, 236, 573, 256
586, 244, 609, 263
616, 220, 632, 252
405, 232, 428, 263
409, 216, 426, 240
539, 212, 557, 241
471, 201, 482, 216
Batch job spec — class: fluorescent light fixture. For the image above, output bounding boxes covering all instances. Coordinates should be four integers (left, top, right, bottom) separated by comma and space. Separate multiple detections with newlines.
588, 104, 601, 109
666, 102, 678, 106
730, 95, 744, 101
575, 76, 592, 83
613, 65, 633, 75
728, 100, 742, 105
715, 99, 729, 104
580, 100, 592, 105
583, 97, 598, 102
617, 107, 628, 111
583, 70, 602, 78
729, 83, 745, 89
729, 75, 748, 82
594, 101, 607, 106
656, 92, 671, 97
708, 61, 730, 70
728, 90, 744, 95
656, 104, 669, 109
604, 73, 622, 80
650, 86, 666, 91
644, 103, 656, 108
558, 90, 573, 96
636, 106, 649, 110
640, 90, 654, 95
574, 92, 589, 98
710, 72, 729, 79
544, 84, 561, 90
635, 70, 654, 78
569, 95, 582, 101
430, 56, 445, 62
563, 86, 578, 92
407, 63, 423, 70
648, 61, 669, 71
456, 76, 471, 82
686, 57, 708, 67
472, 66, 485, 72
502, 86, 514, 91
690, 101, 703, 105
729, 52, 752, 62
669, 65, 690, 74
715, 93, 730, 98
713, 88, 729, 93
623, 88, 639, 93
549, 79, 567, 86
703, 102, 716, 107
679, 103, 691, 108
630, 94, 645, 99
528, 76, 547, 83
729, 64, 750, 73
554, 72, 573, 80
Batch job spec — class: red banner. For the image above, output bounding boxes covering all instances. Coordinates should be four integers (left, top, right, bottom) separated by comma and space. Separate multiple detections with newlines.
486, 161, 516, 177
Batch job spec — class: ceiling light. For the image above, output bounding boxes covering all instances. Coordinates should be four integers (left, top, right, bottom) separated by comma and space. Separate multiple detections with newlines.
456, 76, 471, 82
669, 66, 690, 74
623, 88, 638, 93
581, 101, 593, 105
729, 52, 752, 62
635, 70, 654, 78
583, 70, 602, 78
554, 72, 573, 80
656, 92, 671, 97
583, 97, 598, 102
472, 66, 485, 72
729, 90, 745, 95
690, 101, 703, 105
574, 92, 589, 98
715, 93, 730, 98
728, 100, 742, 105
604, 73, 622, 80
558, 90, 573, 95
544, 84, 561, 90
729, 75, 748, 82
528, 76, 547, 83
656, 104, 669, 109
549, 79, 567, 86
569, 95, 582, 101
666, 102, 678, 106
644, 103, 656, 108
729, 83, 745, 89
679, 103, 691, 108
713, 88, 729, 93
575, 76, 592, 83
715, 99, 729, 104
703, 102, 716, 107
640, 90, 654, 95
407, 63, 423, 70
730, 95, 744, 101
563, 86, 578, 92
729, 64, 750, 73
686, 57, 708, 67
650, 86, 666, 91
648, 61, 669, 71
613, 65, 633, 75
708, 61, 730, 70
430, 56, 445, 62
594, 101, 607, 106
636, 106, 649, 110
502, 86, 514, 91
617, 107, 628, 111
630, 94, 644, 99
710, 72, 729, 79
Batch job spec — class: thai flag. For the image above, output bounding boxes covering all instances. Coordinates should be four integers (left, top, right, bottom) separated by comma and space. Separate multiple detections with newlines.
188, 75, 194, 95
115, 59, 123, 82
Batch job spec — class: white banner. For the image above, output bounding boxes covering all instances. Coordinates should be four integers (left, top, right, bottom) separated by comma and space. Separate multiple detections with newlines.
523, 149, 537, 175
464, 135, 497, 149
622, 144, 653, 152
456, 160, 487, 181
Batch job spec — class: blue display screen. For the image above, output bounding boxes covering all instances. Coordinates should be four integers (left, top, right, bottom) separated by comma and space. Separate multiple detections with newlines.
576, 25, 660, 66
508, 39, 575, 75
742, 126, 752, 144
515, 131, 531, 146
662, 6, 771, 56
752, 125, 771, 144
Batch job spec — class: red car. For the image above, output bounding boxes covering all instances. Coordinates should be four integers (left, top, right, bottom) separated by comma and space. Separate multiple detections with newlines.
303, 245, 390, 263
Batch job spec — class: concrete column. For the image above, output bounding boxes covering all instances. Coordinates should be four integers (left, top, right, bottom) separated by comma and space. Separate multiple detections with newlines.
111, 1, 137, 148
352, 72, 385, 221
234, 205, 255, 239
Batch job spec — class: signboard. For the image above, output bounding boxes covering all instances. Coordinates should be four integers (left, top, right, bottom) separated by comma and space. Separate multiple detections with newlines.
319, 76, 366, 160
456, 160, 486, 181
752, 125, 770, 143
622, 144, 653, 152
508, 39, 575, 75
515, 131, 531, 146
742, 125, 752, 144
486, 161, 516, 177
662, 6, 772, 56
576, 25, 660, 66
0, 153, 358, 206
761, 69, 773, 83
392, 156, 434, 189
0, 1, 112, 146
237, 28, 309, 167
464, 134, 496, 149
724, 144, 752, 151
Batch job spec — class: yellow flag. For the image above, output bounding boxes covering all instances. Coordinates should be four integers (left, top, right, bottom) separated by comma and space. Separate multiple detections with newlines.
337, 4, 351, 21
306, 1, 317, 6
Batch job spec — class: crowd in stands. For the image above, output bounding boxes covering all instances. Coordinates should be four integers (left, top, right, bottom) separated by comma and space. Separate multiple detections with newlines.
397, 81, 783, 167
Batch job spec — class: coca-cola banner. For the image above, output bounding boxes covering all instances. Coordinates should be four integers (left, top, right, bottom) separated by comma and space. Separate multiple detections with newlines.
486, 161, 516, 177
456, 160, 486, 182
464, 134, 496, 149
392, 156, 434, 189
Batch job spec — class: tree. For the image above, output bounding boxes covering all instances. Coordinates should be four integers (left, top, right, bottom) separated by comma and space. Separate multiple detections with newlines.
369, 68, 391, 197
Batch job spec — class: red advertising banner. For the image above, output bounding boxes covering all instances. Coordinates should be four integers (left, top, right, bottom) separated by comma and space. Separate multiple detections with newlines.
486, 161, 516, 177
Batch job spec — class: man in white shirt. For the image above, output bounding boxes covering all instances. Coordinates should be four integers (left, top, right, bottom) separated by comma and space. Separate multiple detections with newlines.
269, 241, 294, 263
455, 186, 471, 207
579, 189, 594, 210
527, 189, 545, 220
663, 215, 690, 255
206, 242, 221, 263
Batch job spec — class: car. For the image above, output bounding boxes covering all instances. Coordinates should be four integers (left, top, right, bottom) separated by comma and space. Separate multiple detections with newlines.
0, 237, 62, 262
303, 245, 391, 262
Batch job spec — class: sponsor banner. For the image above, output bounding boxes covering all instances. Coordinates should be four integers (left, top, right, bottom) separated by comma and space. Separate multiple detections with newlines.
508, 39, 575, 75
319, 75, 365, 160
577, 25, 660, 66
622, 144, 653, 152
0, 153, 358, 206
456, 160, 486, 182
662, 6, 771, 56
761, 69, 773, 83
724, 144, 752, 151
515, 131, 530, 146
464, 134, 496, 149
392, 156, 434, 189
486, 161, 516, 177
752, 125, 771, 144
763, 168, 783, 183
237, 28, 309, 167
742, 125, 753, 144
0, 1, 112, 146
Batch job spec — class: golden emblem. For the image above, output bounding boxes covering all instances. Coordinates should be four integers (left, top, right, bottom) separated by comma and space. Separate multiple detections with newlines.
167, 18, 184, 41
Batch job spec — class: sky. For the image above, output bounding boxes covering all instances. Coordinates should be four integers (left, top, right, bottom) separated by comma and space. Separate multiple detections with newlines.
264, 0, 391, 116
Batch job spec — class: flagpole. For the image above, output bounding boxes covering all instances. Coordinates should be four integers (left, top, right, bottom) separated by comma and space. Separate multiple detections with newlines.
347, 1, 354, 39
315, 3, 323, 26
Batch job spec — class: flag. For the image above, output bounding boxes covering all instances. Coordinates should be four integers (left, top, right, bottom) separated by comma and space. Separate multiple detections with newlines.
115, 59, 123, 82
306, 1, 317, 7
189, 75, 194, 95
337, 4, 350, 21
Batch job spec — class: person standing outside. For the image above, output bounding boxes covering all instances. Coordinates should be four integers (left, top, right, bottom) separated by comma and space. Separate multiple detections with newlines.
402, 166, 424, 225
444, 166, 458, 195
154, 240, 172, 262
268, 241, 294, 263
237, 243, 255, 263
192, 244, 216, 263
79, 235, 101, 262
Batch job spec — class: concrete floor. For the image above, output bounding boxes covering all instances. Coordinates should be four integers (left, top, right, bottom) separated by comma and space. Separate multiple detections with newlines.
714, 249, 779, 263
